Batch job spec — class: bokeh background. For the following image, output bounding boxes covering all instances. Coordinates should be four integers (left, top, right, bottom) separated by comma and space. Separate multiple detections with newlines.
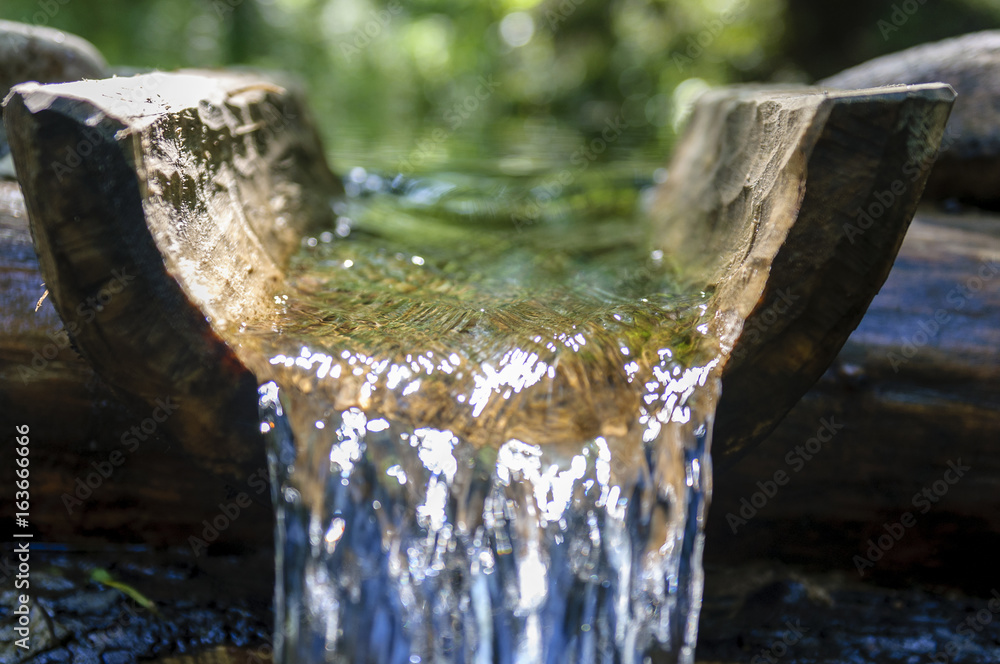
2, 0, 999, 173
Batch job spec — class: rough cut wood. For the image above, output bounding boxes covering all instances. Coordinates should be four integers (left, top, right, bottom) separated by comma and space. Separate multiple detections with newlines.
0, 19, 108, 160
653, 84, 955, 461
0, 73, 955, 551
4, 70, 341, 478
820, 30, 1000, 207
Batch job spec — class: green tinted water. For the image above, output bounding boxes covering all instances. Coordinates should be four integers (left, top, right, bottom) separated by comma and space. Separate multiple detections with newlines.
253, 166, 720, 664
246, 169, 714, 446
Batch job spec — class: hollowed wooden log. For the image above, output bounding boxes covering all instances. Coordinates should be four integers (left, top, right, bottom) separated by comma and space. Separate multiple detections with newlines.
1, 71, 954, 551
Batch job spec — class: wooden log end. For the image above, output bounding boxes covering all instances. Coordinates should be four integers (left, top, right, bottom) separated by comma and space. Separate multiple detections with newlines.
653, 83, 956, 462
3, 70, 340, 472
820, 30, 1000, 206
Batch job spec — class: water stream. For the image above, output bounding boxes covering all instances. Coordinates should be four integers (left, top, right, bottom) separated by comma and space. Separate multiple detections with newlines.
246, 170, 722, 663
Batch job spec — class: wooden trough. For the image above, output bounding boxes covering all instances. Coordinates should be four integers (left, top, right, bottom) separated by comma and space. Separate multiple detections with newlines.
2, 19, 999, 664
3, 25, 998, 597
1, 66, 954, 543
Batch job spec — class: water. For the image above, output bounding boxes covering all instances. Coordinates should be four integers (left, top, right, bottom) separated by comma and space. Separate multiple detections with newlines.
248, 169, 722, 664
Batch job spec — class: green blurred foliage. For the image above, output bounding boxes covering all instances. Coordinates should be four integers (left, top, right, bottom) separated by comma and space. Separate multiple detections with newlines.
2, 0, 998, 172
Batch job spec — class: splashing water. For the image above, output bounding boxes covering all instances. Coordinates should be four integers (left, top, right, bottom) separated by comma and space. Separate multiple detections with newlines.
248, 170, 721, 663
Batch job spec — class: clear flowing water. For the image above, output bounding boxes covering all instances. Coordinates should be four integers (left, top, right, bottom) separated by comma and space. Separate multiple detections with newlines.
248, 169, 722, 664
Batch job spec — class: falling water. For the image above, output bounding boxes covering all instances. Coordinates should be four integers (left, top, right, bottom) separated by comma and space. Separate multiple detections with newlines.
246, 171, 721, 663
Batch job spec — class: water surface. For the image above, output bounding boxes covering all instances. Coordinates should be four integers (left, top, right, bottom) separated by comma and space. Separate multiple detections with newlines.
250, 167, 721, 664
